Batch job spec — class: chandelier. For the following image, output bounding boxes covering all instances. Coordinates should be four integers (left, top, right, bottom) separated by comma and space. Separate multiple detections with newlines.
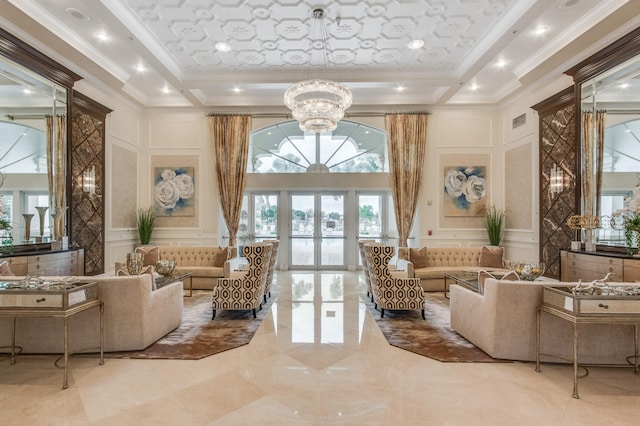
284, 9, 352, 133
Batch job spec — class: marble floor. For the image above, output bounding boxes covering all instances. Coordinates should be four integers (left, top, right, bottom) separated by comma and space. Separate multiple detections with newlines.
1, 271, 639, 425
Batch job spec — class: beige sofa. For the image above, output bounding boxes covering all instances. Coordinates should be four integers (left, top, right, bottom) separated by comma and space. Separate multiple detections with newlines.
395, 246, 508, 292
450, 278, 636, 364
0, 274, 183, 353
151, 246, 243, 290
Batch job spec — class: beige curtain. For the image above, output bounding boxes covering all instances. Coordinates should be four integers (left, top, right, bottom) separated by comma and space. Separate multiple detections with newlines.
45, 115, 67, 239
581, 110, 606, 217
595, 110, 606, 217
209, 115, 251, 246
385, 113, 428, 247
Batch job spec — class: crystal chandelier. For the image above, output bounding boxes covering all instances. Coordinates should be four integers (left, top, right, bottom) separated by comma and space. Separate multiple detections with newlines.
284, 9, 352, 133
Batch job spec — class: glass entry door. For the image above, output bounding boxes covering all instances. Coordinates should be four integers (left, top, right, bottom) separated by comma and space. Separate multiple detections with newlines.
290, 193, 345, 269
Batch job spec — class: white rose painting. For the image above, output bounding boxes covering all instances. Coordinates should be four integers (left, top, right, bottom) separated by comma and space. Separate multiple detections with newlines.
154, 166, 195, 217
444, 166, 487, 217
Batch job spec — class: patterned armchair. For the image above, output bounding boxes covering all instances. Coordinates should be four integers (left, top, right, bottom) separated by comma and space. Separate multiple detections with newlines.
211, 243, 272, 320
364, 244, 425, 319
358, 239, 377, 301
261, 240, 279, 303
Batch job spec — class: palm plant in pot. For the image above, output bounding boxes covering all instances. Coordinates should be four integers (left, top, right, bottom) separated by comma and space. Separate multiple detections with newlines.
485, 205, 505, 246
137, 206, 156, 245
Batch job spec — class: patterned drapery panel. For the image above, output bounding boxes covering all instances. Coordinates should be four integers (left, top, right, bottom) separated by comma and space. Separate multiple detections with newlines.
581, 110, 606, 216
385, 113, 428, 247
209, 115, 251, 246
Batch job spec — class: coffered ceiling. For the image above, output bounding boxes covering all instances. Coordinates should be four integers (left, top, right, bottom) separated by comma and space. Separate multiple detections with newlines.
2, 0, 640, 111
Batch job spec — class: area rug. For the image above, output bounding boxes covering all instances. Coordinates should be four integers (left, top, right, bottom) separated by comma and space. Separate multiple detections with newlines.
362, 293, 506, 363
107, 290, 275, 360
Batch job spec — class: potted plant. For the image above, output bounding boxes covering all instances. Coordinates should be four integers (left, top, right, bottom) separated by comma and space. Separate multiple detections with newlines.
485, 205, 505, 246
137, 206, 156, 245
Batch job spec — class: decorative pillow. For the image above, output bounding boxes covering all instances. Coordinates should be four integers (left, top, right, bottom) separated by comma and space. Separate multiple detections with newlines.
135, 246, 160, 266
409, 247, 429, 269
478, 269, 518, 294
116, 268, 129, 276
0, 260, 14, 276
479, 246, 504, 268
213, 247, 229, 267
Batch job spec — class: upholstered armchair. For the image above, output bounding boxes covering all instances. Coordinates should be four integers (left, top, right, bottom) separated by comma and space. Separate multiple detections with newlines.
358, 239, 376, 300
261, 239, 279, 303
364, 244, 425, 319
211, 243, 272, 320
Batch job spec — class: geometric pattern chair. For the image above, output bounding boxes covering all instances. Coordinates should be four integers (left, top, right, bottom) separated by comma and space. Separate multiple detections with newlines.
358, 239, 376, 301
211, 243, 272, 320
261, 239, 279, 303
364, 244, 425, 319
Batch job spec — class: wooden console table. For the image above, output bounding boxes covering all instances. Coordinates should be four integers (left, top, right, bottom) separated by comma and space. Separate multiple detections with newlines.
535, 285, 640, 398
0, 280, 104, 389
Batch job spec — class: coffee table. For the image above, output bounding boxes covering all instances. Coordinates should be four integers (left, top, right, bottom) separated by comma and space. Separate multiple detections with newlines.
444, 270, 509, 298
156, 272, 193, 297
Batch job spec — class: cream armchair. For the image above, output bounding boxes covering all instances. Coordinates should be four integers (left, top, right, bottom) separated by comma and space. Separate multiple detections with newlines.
364, 244, 425, 319
211, 243, 272, 320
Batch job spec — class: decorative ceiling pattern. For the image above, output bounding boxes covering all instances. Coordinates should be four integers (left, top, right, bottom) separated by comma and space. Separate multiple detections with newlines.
122, 0, 514, 74
1, 0, 636, 108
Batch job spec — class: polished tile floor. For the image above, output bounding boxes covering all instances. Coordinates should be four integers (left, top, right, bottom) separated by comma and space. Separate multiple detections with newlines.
1, 271, 640, 425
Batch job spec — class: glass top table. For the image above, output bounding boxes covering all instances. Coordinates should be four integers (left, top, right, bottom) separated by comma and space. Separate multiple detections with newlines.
155, 272, 193, 297
444, 270, 510, 298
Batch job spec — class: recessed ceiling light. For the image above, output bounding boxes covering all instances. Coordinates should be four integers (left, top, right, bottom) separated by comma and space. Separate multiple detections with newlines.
233, 87, 240, 93
396, 86, 405, 92
22, 88, 31, 94
407, 39, 424, 50
215, 42, 231, 52
534, 26, 549, 36
496, 59, 507, 68
96, 33, 109, 42
66, 7, 89, 21
470, 83, 479, 91
619, 83, 630, 89
162, 86, 170, 94
135, 64, 145, 73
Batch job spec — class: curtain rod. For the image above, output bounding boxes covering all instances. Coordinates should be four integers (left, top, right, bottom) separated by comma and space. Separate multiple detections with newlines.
206, 111, 431, 117
3, 113, 65, 120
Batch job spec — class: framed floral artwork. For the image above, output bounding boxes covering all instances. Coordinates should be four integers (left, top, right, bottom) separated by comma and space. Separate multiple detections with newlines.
443, 165, 487, 217
154, 166, 195, 217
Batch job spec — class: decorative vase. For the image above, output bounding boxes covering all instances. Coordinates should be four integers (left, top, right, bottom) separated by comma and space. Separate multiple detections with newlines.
35, 206, 49, 238
126, 252, 143, 275
51, 207, 67, 240
22, 213, 34, 242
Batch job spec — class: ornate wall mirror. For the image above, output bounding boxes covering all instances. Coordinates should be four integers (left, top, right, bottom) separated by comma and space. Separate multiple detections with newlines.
0, 29, 80, 247
581, 54, 640, 247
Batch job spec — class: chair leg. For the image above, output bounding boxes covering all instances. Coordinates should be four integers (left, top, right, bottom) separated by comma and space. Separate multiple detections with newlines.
380, 308, 385, 318
264, 295, 267, 304
268, 291, 271, 297
421, 309, 425, 320
212, 310, 216, 320
252, 308, 257, 319
259, 303, 263, 311
374, 303, 378, 310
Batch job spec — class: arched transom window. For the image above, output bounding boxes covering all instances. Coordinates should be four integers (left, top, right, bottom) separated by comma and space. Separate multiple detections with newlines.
249, 120, 387, 173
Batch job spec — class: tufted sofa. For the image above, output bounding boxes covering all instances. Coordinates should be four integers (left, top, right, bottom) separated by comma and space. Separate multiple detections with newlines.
395, 246, 509, 292
0, 274, 183, 353
450, 277, 636, 363
148, 246, 243, 290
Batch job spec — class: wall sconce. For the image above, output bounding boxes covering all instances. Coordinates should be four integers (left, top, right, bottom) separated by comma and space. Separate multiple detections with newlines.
550, 163, 564, 198
83, 165, 100, 197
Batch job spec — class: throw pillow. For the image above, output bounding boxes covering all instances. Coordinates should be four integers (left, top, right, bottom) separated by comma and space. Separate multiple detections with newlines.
409, 247, 429, 269
0, 260, 14, 276
116, 269, 129, 276
477, 270, 496, 294
213, 247, 228, 267
479, 246, 504, 268
135, 246, 160, 266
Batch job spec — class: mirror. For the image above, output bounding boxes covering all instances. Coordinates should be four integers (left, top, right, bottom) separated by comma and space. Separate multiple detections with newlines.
0, 51, 67, 245
581, 54, 640, 247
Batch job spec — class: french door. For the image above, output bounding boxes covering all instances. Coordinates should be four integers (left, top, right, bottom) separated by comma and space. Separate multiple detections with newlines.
290, 193, 345, 270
